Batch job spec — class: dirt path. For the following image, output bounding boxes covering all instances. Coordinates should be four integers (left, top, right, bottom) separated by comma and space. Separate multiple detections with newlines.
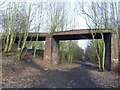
2, 54, 119, 88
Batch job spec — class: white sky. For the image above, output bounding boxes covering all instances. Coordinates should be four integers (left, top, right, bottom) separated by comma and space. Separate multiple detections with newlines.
1, 0, 119, 49
78, 40, 90, 49
0, 0, 90, 49
2, 0, 118, 49
8, 0, 117, 2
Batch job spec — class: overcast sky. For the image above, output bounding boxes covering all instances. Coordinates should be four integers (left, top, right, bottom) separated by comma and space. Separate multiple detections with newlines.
2, 0, 118, 49
1, 0, 119, 49
0, 0, 91, 49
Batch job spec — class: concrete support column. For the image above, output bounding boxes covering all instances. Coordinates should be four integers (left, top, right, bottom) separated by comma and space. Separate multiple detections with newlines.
104, 33, 111, 71
111, 33, 119, 71
44, 36, 59, 66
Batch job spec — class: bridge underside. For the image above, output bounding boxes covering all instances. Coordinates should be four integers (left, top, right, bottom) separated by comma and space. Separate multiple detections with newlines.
26, 29, 112, 41
16, 29, 119, 71
26, 33, 111, 41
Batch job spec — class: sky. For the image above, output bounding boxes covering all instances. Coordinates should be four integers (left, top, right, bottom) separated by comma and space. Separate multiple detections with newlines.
2, 0, 118, 49
0, 0, 91, 49
73, 14, 89, 49
7, 0, 118, 2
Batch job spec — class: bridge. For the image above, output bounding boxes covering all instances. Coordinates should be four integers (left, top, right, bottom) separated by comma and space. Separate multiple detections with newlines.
17, 29, 119, 71
26, 29, 111, 41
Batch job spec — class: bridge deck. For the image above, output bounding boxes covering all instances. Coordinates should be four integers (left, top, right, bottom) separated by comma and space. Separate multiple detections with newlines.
27, 29, 112, 36
26, 29, 112, 41
52, 29, 112, 35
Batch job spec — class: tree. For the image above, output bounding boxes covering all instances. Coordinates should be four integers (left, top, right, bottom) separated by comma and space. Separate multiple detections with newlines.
2, 2, 38, 60
85, 40, 104, 64
76, 0, 119, 71
73, 44, 84, 62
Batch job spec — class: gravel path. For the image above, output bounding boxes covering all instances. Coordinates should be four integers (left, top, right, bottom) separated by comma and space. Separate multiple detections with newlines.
2, 55, 119, 88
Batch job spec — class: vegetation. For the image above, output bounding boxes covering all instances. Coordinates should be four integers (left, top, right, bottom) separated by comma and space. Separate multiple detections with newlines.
76, 1, 119, 71
0, 1, 119, 71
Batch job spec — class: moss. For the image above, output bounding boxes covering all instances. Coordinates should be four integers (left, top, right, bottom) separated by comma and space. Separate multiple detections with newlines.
16, 48, 21, 61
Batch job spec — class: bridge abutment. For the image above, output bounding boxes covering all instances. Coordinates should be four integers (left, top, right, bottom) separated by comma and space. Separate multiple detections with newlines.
104, 33, 119, 71
44, 36, 59, 66
44, 36, 52, 61
104, 33, 111, 71
51, 37, 59, 66
111, 33, 119, 71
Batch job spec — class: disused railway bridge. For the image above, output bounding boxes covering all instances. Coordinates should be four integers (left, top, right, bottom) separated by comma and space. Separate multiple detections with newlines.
19, 29, 119, 71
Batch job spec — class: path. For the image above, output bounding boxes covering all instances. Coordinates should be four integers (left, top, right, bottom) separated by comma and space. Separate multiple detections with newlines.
2, 54, 119, 88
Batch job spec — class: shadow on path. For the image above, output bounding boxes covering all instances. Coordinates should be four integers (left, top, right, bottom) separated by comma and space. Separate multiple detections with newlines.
21, 55, 100, 88
34, 67, 100, 88
75, 61, 99, 71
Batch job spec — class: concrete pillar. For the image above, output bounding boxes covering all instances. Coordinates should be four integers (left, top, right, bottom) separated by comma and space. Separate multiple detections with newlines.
111, 33, 119, 71
104, 33, 111, 71
44, 36, 59, 66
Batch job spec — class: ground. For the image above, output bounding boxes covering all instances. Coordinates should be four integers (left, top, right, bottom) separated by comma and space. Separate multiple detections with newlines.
2, 52, 119, 88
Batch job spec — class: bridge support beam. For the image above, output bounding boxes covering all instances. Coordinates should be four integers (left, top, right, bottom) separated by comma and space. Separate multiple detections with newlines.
104, 33, 119, 71
44, 36, 59, 66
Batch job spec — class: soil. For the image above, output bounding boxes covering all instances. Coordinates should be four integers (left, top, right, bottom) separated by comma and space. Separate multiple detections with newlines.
2, 52, 119, 88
